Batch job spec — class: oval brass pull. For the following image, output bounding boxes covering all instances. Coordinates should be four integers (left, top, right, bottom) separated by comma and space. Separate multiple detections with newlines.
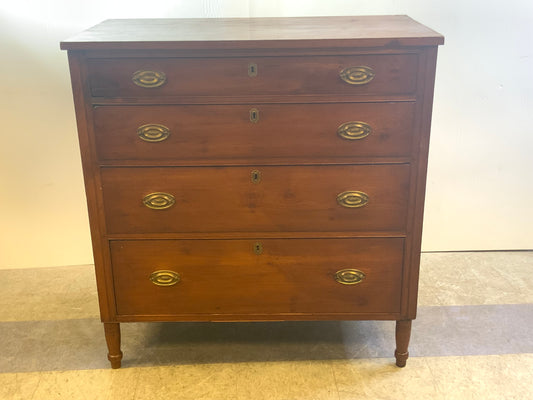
150, 270, 181, 286
337, 191, 369, 208
143, 192, 175, 210
337, 121, 372, 140
137, 124, 170, 142
339, 66, 375, 85
132, 70, 166, 88
335, 269, 366, 285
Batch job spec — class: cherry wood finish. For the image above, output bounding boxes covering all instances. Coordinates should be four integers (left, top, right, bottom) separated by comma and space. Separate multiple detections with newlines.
88, 54, 418, 98
395, 319, 412, 367
103, 322, 122, 369
93, 103, 416, 162
60, 16, 444, 50
62, 16, 442, 369
111, 238, 404, 316
100, 164, 410, 234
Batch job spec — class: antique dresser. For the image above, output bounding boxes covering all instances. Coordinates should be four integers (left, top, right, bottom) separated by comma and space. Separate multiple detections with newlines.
61, 16, 443, 368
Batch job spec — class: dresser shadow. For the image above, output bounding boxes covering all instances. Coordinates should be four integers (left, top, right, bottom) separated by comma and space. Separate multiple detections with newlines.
4, 304, 530, 372
121, 320, 395, 367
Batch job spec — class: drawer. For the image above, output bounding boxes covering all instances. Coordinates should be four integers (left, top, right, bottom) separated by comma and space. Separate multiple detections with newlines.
110, 238, 404, 316
101, 164, 410, 234
93, 102, 415, 162
88, 54, 418, 98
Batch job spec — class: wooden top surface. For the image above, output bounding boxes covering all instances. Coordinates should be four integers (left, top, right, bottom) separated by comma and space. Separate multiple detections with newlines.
60, 15, 444, 51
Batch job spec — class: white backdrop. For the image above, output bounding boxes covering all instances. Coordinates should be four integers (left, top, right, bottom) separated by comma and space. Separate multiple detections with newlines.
1, 1, 532, 269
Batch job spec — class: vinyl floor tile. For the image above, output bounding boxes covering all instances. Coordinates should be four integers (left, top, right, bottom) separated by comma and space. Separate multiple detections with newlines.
134, 361, 339, 400
426, 353, 533, 400
0, 319, 110, 372
2, 304, 533, 373
30, 368, 138, 400
410, 304, 533, 356
332, 357, 439, 400
0, 372, 41, 400
0, 265, 99, 321
419, 251, 533, 306
332, 354, 533, 400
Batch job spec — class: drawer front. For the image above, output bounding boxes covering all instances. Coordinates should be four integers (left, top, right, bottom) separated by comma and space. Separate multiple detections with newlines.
110, 238, 404, 316
101, 164, 410, 234
88, 54, 418, 98
93, 102, 415, 162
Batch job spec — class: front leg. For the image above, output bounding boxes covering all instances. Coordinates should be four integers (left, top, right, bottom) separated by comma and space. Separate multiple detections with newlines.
104, 322, 123, 369
394, 319, 412, 367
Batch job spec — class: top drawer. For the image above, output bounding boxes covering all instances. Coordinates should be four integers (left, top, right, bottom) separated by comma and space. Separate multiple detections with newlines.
87, 54, 418, 98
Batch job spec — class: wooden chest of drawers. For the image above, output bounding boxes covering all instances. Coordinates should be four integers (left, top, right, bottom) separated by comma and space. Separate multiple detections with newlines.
61, 16, 443, 369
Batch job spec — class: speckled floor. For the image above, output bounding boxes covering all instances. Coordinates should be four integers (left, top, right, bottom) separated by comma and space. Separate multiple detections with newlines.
1, 251, 532, 399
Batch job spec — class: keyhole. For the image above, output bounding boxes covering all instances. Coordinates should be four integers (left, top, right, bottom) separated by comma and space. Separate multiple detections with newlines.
250, 108, 259, 123
251, 169, 261, 184
248, 63, 258, 77
254, 242, 263, 255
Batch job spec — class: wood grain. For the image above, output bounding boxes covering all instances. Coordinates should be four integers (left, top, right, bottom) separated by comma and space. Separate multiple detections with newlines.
110, 238, 404, 316
100, 164, 410, 234
60, 16, 443, 50
93, 102, 416, 162
88, 54, 418, 98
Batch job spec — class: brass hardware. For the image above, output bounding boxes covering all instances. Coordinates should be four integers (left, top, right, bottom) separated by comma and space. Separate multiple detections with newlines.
137, 124, 171, 142
248, 63, 258, 77
149, 270, 181, 286
334, 269, 366, 285
143, 192, 175, 210
132, 70, 166, 88
339, 66, 375, 85
336, 191, 369, 208
253, 242, 263, 255
337, 121, 372, 140
251, 169, 261, 184
249, 108, 260, 123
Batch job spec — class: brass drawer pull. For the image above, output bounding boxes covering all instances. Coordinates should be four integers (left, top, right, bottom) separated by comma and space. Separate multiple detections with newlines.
132, 70, 166, 88
335, 269, 366, 285
137, 124, 170, 142
339, 66, 375, 85
143, 192, 175, 210
337, 121, 372, 140
337, 191, 369, 208
150, 270, 181, 286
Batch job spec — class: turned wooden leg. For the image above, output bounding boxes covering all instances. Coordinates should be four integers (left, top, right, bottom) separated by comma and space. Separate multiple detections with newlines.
104, 322, 123, 369
394, 319, 412, 367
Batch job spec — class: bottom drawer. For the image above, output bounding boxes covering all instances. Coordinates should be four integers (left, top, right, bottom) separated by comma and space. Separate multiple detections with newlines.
110, 238, 404, 317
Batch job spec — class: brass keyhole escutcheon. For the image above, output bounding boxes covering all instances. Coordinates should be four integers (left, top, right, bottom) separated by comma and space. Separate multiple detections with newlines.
251, 169, 261, 184
250, 108, 260, 123
253, 242, 263, 255
248, 63, 258, 77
